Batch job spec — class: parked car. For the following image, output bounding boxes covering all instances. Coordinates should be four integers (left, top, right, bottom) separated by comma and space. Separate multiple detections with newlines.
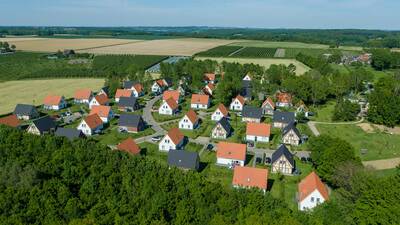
151, 136, 163, 142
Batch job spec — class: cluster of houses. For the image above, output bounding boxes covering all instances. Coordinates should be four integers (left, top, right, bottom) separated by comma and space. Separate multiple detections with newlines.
0, 72, 327, 211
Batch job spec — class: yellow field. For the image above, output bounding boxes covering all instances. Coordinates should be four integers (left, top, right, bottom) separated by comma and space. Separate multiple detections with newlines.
3, 38, 141, 52
0, 78, 104, 114
195, 57, 310, 75
79, 38, 236, 56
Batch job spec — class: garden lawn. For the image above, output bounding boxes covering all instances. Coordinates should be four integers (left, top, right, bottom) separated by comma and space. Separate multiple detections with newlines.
94, 124, 156, 146
316, 124, 400, 161
311, 101, 335, 122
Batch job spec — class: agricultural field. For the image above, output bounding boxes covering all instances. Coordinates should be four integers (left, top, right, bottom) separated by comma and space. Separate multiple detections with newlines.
0, 78, 104, 115
196, 57, 310, 75
3, 37, 139, 52
232, 47, 277, 58
195, 45, 242, 57
229, 40, 363, 51
79, 38, 236, 56
92, 55, 167, 72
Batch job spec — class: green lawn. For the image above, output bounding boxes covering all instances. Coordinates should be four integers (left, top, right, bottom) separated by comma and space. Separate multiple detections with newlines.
317, 124, 400, 161
140, 142, 168, 165
311, 101, 335, 122
152, 112, 182, 123
186, 142, 204, 152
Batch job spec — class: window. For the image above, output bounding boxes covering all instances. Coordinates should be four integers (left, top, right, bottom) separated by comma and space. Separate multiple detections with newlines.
311, 197, 314, 202
316, 198, 320, 203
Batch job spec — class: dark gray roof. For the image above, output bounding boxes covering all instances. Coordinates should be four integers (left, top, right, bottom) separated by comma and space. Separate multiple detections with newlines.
164, 78, 173, 87
241, 87, 252, 99
272, 145, 295, 167
100, 86, 109, 95
168, 150, 199, 170
32, 116, 56, 134
123, 80, 139, 89
13, 104, 38, 116
217, 117, 232, 133
282, 122, 301, 138
118, 96, 138, 108
242, 106, 263, 119
55, 128, 84, 140
242, 80, 252, 88
273, 111, 295, 123
119, 114, 143, 127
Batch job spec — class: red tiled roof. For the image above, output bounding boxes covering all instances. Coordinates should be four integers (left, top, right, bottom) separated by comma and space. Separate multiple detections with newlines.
167, 127, 184, 145
276, 92, 292, 104
43, 95, 63, 106
185, 109, 198, 124
163, 90, 180, 102
164, 98, 179, 110
84, 113, 103, 129
234, 95, 245, 105
156, 79, 166, 87
94, 94, 109, 105
262, 97, 275, 108
74, 89, 92, 100
298, 172, 329, 202
115, 89, 133, 99
90, 105, 111, 118
216, 104, 228, 117
0, 115, 21, 128
217, 142, 246, 161
191, 94, 209, 105
207, 83, 215, 90
133, 83, 143, 93
117, 138, 141, 155
204, 73, 216, 81
246, 123, 271, 137
232, 166, 268, 190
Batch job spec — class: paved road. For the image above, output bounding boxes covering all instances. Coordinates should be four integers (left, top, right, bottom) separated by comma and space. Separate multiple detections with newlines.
363, 158, 400, 170
142, 95, 164, 135
307, 122, 320, 136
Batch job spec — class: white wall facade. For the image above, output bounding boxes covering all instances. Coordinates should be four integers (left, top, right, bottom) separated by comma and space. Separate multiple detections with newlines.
299, 190, 326, 211
229, 100, 243, 111
159, 135, 177, 152
77, 120, 102, 136
179, 116, 195, 130
211, 109, 225, 121
246, 135, 269, 143
159, 102, 175, 115
191, 103, 208, 110
216, 157, 245, 167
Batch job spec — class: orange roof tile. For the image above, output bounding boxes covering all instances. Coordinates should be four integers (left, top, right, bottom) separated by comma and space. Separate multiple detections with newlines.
133, 83, 143, 93
262, 97, 275, 108
167, 127, 185, 145
0, 115, 21, 128
207, 83, 215, 90
298, 172, 329, 202
191, 94, 209, 105
90, 105, 111, 118
84, 113, 103, 129
156, 79, 166, 87
94, 94, 109, 105
117, 138, 141, 155
276, 92, 292, 104
185, 109, 198, 124
115, 89, 133, 99
234, 95, 245, 105
43, 95, 63, 106
164, 98, 179, 110
216, 104, 229, 117
163, 90, 180, 102
74, 89, 92, 100
232, 166, 268, 190
204, 73, 216, 81
246, 123, 271, 137
217, 142, 246, 161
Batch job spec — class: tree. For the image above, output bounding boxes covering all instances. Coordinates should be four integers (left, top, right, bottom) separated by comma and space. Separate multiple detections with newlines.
104, 74, 121, 98
332, 100, 360, 122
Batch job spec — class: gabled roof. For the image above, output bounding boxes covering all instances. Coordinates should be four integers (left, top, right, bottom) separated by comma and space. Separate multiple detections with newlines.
164, 98, 179, 110
217, 142, 246, 161
298, 172, 329, 202
119, 114, 143, 128
276, 92, 292, 104
233, 95, 245, 105
216, 117, 231, 133
94, 94, 109, 105
273, 111, 295, 124
204, 73, 216, 81
241, 87, 252, 99
43, 95, 63, 106
55, 128, 84, 141
216, 104, 228, 117
233, 166, 268, 190
0, 115, 21, 128
90, 105, 112, 118
282, 122, 301, 138
118, 96, 138, 108
185, 110, 198, 124
206, 83, 215, 90
133, 83, 143, 93
117, 138, 141, 155
83, 114, 103, 129
246, 123, 271, 137
242, 106, 263, 119
32, 116, 56, 133
168, 150, 199, 170
14, 104, 38, 116
100, 86, 109, 96
163, 90, 180, 102
166, 127, 185, 145
115, 89, 133, 99
262, 97, 275, 109
74, 89, 92, 100
271, 145, 295, 167
191, 94, 209, 105
242, 80, 252, 88
155, 79, 168, 87
123, 80, 139, 89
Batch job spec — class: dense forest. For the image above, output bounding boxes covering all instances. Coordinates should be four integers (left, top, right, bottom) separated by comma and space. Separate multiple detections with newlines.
2, 26, 400, 48
0, 126, 399, 224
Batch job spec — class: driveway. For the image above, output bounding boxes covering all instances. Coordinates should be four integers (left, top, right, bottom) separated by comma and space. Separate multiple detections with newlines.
142, 95, 164, 135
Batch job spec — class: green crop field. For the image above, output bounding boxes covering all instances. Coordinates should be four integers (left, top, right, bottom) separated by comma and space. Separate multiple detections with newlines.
231, 47, 277, 58
195, 45, 242, 57
92, 54, 167, 72
229, 40, 363, 51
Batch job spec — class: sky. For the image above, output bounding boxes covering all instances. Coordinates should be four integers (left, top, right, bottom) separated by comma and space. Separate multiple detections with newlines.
1, 0, 399, 30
